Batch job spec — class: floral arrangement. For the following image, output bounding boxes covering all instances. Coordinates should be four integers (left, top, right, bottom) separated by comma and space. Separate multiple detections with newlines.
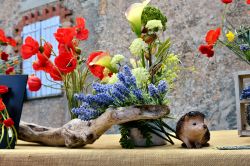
21, 17, 128, 119
20, 0, 181, 148
74, 0, 181, 148
21, 17, 92, 119
0, 29, 19, 75
199, 0, 250, 64
0, 85, 17, 149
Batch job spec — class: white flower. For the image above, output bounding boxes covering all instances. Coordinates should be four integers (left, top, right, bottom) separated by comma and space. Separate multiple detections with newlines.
125, 0, 151, 37
111, 54, 125, 68
145, 20, 163, 31
132, 67, 149, 85
129, 38, 147, 56
107, 74, 119, 84
130, 58, 137, 68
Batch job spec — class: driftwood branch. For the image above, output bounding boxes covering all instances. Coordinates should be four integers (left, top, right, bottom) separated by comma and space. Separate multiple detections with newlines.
18, 105, 169, 148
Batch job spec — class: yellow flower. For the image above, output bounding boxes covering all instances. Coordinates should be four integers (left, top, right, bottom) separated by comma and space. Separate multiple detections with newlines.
226, 31, 235, 42
125, 0, 151, 37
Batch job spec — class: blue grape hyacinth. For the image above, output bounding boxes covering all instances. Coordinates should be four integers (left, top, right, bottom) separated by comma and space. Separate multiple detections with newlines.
148, 83, 159, 98
240, 44, 250, 51
157, 80, 168, 94
132, 88, 144, 101
72, 103, 100, 121
240, 86, 250, 100
92, 82, 112, 93
72, 65, 169, 121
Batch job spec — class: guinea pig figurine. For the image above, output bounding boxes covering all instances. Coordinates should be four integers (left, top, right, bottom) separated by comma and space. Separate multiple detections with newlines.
176, 111, 210, 148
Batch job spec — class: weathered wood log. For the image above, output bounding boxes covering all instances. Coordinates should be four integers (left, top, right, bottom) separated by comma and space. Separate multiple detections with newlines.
18, 105, 169, 148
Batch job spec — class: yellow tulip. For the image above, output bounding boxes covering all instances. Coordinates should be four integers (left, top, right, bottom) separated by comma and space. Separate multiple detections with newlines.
226, 31, 235, 42
125, 0, 151, 37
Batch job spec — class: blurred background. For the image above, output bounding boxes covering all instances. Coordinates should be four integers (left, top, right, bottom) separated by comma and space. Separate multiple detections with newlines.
0, 0, 249, 132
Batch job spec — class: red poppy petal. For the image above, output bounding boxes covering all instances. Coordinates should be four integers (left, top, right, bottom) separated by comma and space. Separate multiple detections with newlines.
76, 17, 85, 28
0, 85, 8, 94
76, 29, 89, 40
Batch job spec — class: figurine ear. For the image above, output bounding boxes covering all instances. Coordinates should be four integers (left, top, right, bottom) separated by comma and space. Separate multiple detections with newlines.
184, 115, 189, 121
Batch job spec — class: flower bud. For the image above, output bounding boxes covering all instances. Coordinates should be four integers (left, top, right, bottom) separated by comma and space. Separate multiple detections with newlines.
27, 75, 42, 91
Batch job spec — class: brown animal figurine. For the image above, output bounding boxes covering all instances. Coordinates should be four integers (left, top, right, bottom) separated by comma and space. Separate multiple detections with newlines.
176, 111, 210, 148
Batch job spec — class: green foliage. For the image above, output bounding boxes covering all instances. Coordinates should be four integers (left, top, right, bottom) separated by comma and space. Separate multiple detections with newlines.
141, 6, 167, 31
119, 125, 134, 149
119, 119, 177, 148
119, 121, 153, 148
149, 38, 181, 88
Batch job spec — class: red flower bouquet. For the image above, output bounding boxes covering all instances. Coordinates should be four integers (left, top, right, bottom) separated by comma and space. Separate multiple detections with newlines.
0, 29, 20, 75
199, 1, 250, 64
21, 17, 92, 119
0, 85, 18, 149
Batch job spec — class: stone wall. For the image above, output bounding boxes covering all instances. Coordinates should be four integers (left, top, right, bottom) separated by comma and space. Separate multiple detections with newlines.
0, 0, 249, 130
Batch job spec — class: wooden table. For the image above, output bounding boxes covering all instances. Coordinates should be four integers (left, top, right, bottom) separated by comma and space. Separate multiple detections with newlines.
1, 130, 250, 166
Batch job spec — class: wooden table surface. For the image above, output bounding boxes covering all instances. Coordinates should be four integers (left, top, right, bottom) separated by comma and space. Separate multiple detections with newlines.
1, 130, 250, 166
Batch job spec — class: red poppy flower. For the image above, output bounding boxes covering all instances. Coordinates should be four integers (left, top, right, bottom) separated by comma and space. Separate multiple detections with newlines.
0, 29, 7, 43
27, 75, 42, 91
32, 60, 53, 73
5, 67, 14, 75
75, 17, 89, 41
0, 98, 6, 111
54, 53, 77, 74
3, 118, 14, 127
6, 37, 17, 47
221, 0, 233, 4
54, 27, 76, 45
48, 66, 62, 81
199, 44, 214, 58
37, 42, 52, 63
21, 36, 39, 59
247, 0, 250, 4
0, 52, 9, 61
58, 42, 76, 55
87, 51, 113, 80
205, 28, 221, 45
0, 85, 8, 94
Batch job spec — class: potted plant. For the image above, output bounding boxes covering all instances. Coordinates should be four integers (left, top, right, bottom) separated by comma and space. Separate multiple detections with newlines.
0, 29, 28, 149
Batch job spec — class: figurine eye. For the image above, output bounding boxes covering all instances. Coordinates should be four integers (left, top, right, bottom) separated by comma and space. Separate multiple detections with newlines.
192, 122, 196, 126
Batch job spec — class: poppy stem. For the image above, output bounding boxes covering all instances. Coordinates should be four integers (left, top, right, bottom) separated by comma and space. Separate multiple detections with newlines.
44, 73, 63, 86
42, 84, 65, 90
41, 38, 57, 56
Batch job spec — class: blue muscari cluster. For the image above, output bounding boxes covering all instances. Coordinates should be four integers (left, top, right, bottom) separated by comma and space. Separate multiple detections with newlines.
240, 86, 250, 100
157, 80, 168, 94
132, 89, 144, 101
148, 80, 168, 100
240, 44, 250, 51
148, 84, 159, 98
72, 102, 99, 121
72, 65, 169, 121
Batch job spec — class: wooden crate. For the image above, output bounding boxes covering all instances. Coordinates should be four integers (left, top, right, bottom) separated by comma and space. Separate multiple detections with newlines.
234, 71, 250, 136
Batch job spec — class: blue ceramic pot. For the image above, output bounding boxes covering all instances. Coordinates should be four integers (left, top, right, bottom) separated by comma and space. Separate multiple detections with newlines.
0, 75, 28, 149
